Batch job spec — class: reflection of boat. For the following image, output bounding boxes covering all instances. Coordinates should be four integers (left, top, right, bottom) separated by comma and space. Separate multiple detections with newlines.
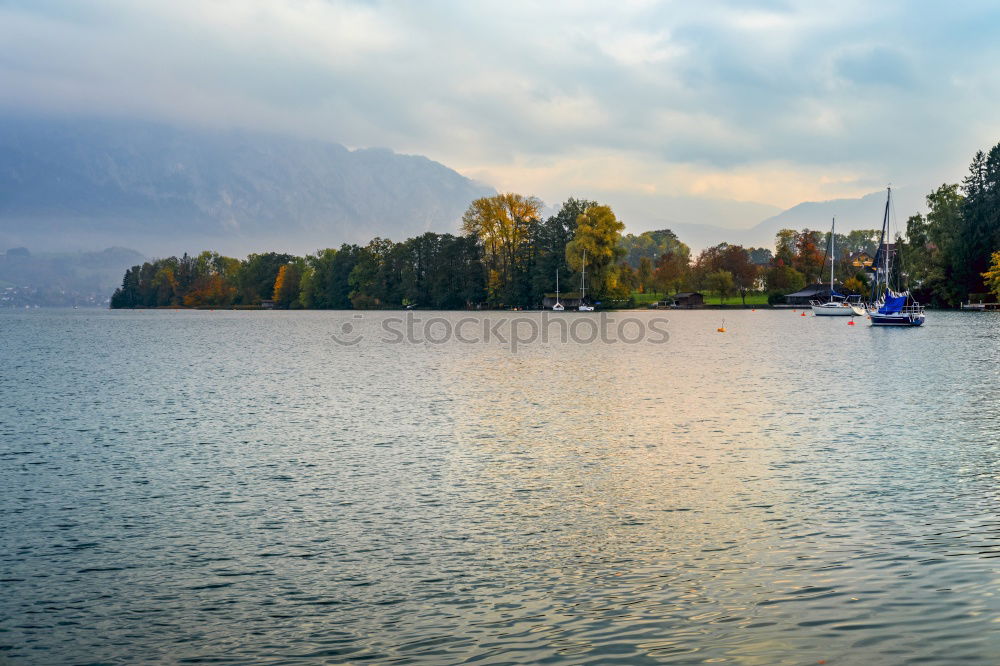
552, 269, 564, 311
811, 217, 865, 316
578, 250, 594, 311
866, 187, 926, 327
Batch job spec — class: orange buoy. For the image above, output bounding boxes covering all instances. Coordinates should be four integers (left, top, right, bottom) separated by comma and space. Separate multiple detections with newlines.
848, 320, 855, 326
717, 327, 725, 332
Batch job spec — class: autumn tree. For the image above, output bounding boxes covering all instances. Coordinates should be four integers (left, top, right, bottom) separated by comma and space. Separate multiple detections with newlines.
565, 204, 625, 299
982, 251, 1000, 301
793, 230, 825, 282
718, 245, 759, 305
273, 260, 305, 309
652, 249, 689, 295
463, 193, 542, 306
239, 252, 296, 304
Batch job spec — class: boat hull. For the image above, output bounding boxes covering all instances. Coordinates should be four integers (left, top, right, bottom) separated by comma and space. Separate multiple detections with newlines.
869, 313, 925, 326
811, 304, 865, 316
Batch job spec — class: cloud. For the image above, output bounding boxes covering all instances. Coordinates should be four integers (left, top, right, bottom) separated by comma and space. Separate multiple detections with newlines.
2, 0, 1000, 218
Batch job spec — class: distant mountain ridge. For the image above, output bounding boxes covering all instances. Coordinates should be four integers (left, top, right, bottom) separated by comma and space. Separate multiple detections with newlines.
0, 246, 145, 306
0, 116, 495, 255
666, 188, 927, 250
0, 116, 931, 257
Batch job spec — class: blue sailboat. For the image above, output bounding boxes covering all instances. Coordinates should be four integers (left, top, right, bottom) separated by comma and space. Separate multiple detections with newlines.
866, 187, 926, 327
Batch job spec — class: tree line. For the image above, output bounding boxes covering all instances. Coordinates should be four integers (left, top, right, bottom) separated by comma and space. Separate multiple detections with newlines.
112, 197, 627, 310
900, 142, 1000, 305
111, 140, 1000, 309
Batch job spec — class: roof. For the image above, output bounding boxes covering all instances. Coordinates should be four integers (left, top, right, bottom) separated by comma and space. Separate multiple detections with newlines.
784, 283, 835, 298
674, 292, 702, 298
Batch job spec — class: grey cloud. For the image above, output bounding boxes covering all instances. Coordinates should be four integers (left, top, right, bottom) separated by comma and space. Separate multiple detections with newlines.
1, 0, 998, 206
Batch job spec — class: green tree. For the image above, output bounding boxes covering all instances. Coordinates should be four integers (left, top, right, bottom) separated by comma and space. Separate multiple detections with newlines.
239, 252, 295, 304
705, 270, 735, 304
531, 198, 594, 305
637, 256, 654, 293
765, 265, 806, 293
774, 229, 796, 266
619, 229, 690, 269
273, 260, 305, 309
955, 145, 1000, 298
349, 238, 396, 308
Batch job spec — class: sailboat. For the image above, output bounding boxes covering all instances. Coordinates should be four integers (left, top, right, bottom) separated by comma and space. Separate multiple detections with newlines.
578, 250, 595, 311
810, 217, 865, 316
552, 269, 564, 310
866, 187, 926, 326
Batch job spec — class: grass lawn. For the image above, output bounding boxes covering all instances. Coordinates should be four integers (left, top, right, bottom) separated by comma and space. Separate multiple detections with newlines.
632, 291, 770, 306
631, 291, 664, 305
705, 291, 769, 305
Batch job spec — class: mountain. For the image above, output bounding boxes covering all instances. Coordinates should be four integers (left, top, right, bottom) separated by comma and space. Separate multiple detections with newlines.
0, 116, 494, 256
746, 188, 926, 245
0, 246, 145, 307
664, 188, 928, 251
583, 191, 781, 249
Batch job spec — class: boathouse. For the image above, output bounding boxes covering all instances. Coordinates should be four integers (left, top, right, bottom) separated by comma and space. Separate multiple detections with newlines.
671, 292, 704, 308
542, 293, 582, 309
783, 284, 835, 306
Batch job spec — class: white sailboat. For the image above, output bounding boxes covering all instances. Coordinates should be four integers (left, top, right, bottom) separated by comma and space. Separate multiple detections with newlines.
578, 250, 594, 311
810, 217, 865, 316
552, 269, 564, 310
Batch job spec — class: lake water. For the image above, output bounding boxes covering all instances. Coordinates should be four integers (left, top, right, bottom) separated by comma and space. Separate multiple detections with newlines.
1, 309, 998, 664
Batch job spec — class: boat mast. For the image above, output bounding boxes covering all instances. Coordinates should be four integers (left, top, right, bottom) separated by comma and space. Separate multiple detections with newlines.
830, 218, 836, 292
581, 250, 587, 300
883, 188, 891, 294
871, 187, 891, 303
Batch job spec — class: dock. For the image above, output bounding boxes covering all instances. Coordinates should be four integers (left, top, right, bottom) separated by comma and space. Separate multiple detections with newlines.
961, 301, 1000, 311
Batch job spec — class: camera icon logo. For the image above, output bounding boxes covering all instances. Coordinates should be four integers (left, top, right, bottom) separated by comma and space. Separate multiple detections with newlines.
332, 314, 365, 346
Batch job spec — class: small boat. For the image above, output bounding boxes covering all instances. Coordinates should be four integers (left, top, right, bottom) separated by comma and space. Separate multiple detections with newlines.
866, 187, 925, 327
578, 250, 595, 311
553, 269, 564, 311
811, 217, 865, 316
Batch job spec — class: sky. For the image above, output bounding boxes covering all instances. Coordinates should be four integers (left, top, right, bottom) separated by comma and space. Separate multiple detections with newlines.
2, 0, 1000, 227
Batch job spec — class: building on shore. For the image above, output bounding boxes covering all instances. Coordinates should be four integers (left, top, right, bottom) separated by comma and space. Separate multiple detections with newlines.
542, 293, 582, 309
783, 283, 838, 306
669, 292, 704, 308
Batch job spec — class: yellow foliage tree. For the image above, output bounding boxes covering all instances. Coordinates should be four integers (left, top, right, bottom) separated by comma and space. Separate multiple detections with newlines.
273, 265, 289, 300
565, 204, 625, 298
462, 193, 542, 304
843, 276, 866, 295
982, 250, 1000, 300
